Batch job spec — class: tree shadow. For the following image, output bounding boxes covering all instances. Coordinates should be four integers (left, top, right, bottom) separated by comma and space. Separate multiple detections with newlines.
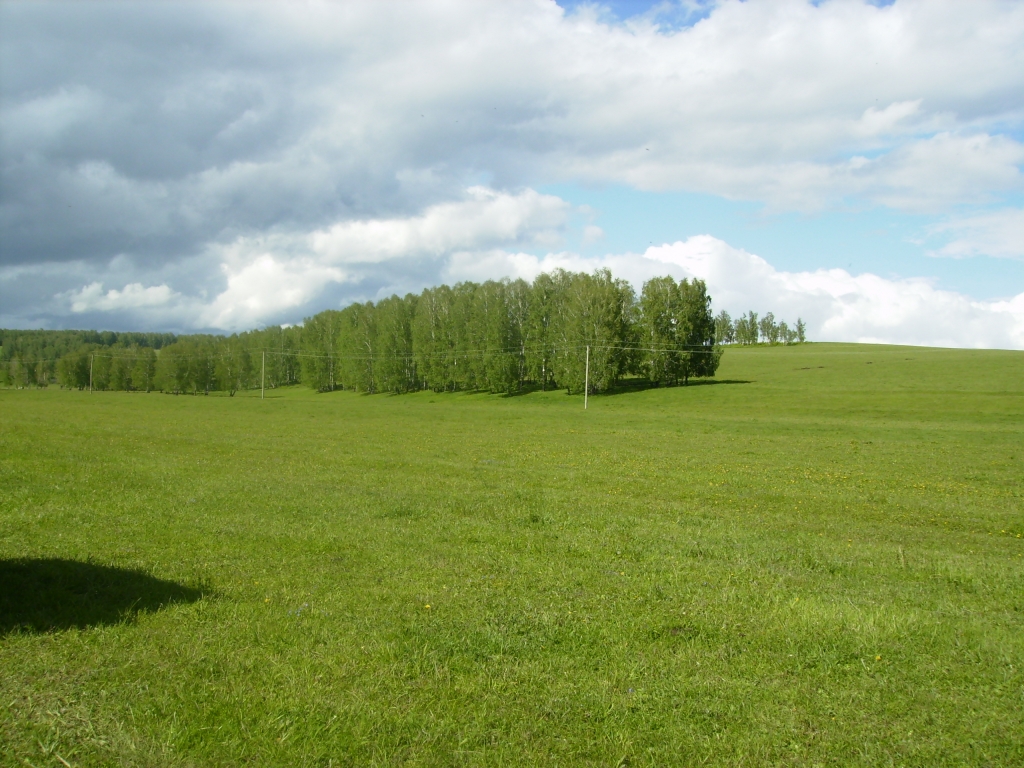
596, 378, 753, 397
502, 382, 548, 398
498, 378, 753, 398
679, 378, 753, 387
0, 558, 206, 636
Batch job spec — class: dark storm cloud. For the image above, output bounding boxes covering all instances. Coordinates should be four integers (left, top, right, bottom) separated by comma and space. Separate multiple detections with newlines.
0, 1, 476, 269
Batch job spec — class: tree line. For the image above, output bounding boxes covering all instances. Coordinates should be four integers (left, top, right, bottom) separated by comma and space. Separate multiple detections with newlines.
297, 270, 719, 395
47, 326, 301, 394
0, 329, 177, 389
713, 310, 806, 345
3, 270, 806, 396
0, 326, 299, 393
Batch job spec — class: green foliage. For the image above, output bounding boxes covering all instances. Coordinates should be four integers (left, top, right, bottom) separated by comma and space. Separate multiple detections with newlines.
299, 269, 722, 396
677, 277, 720, 382
0, 329, 177, 388
758, 311, 777, 344
133, 348, 158, 392
639, 275, 683, 384
150, 337, 218, 394
735, 310, 759, 344
375, 294, 417, 393
548, 269, 636, 394
507, 278, 532, 390
638, 276, 719, 385
526, 271, 559, 390
730, 310, 806, 346
215, 337, 253, 396
339, 302, 379, 393
413, 285, 457, 392
470, 280, 519, 394
56, 348, 92, 390
154, 341, 192, 394
2, 344, 1023, 766
714, 309, 735, 344
25, 270, 730, 397
243, 325, 301, 388
301, 310, 344, 392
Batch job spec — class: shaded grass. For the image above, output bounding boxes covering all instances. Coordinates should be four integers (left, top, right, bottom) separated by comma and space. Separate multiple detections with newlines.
0, 559, 205, 635
1, 342, 1023, 766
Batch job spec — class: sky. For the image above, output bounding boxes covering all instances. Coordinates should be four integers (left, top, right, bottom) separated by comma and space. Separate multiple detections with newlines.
1, 0, 1023, 348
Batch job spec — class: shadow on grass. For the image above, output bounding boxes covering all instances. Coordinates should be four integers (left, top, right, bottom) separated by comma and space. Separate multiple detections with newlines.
0, 558, 205, 636
498, 378, 753, 398
595, 377, 753, 397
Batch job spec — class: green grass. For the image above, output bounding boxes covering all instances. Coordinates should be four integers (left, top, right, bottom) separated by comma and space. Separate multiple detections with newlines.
2, 342, 1023, 767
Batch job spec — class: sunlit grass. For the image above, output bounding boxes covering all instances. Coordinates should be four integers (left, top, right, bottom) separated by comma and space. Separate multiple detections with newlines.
2, 343, 1022, 766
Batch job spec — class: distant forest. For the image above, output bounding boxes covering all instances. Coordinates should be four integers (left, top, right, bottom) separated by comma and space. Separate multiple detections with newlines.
1, 270, 804, 395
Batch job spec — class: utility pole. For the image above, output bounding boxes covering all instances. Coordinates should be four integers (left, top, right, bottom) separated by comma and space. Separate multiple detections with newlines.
584, 345, 589, 410
261, 350, 265, 400
89, 354, 94, 393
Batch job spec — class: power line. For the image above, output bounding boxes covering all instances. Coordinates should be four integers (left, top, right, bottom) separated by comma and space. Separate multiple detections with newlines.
1, 340, 722, 367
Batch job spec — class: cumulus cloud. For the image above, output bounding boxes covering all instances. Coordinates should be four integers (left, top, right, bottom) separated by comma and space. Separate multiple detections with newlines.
637, 237, 1024, 350
200, 254, 347, 331
162, 187, 571, 328
3, 0, 1024, 266
64, 281, 180, 312
38, 202, 1023, 349
309, 187, 570, 263
2, 177, 1021, 349
1, 1, 1022, 338
441, 235, 1024, 350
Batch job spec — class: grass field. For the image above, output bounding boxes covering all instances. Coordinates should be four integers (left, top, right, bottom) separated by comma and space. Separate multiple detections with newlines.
2, 342, 1023, 767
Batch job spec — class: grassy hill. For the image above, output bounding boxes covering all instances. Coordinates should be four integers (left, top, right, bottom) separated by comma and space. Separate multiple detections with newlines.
2, 343, 1022, 766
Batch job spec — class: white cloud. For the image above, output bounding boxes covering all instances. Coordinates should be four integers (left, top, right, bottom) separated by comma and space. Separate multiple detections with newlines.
65, 281, 180, 312
163, 187, 571, 329
537, 0, 1024, 209
4, 0, 1024, 275
309, 187, 569, 263
42, 188, 1024, 347
853, 133, 1024, 212
441, 234, 1024, 350
931, 208, 1024, 259
6, 3, 1022, 336
597, 131, 1024, 213
853, 99, 924, 140
631, 236, 1024, 350
582, 224, 605, 245
200, 253, 346, 331
647, 237, 1024, 352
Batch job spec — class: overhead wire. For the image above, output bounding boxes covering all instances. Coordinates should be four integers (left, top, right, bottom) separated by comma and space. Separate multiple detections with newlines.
2, 340, 721, 367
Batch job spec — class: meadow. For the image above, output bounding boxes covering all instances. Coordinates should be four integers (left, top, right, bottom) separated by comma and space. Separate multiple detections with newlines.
1, 342, 1022, 767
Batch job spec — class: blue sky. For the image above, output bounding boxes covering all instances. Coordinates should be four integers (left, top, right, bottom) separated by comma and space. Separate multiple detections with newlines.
548, 184, 1024, 301
549, 1, 1023, 303
1, 0, 1022, 347
557, 0, 717, 28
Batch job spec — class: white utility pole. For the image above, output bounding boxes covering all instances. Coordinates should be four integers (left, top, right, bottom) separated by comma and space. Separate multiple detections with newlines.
584, 345, 590, 410
89, 354, 94, 393
261, 351, 265, 400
